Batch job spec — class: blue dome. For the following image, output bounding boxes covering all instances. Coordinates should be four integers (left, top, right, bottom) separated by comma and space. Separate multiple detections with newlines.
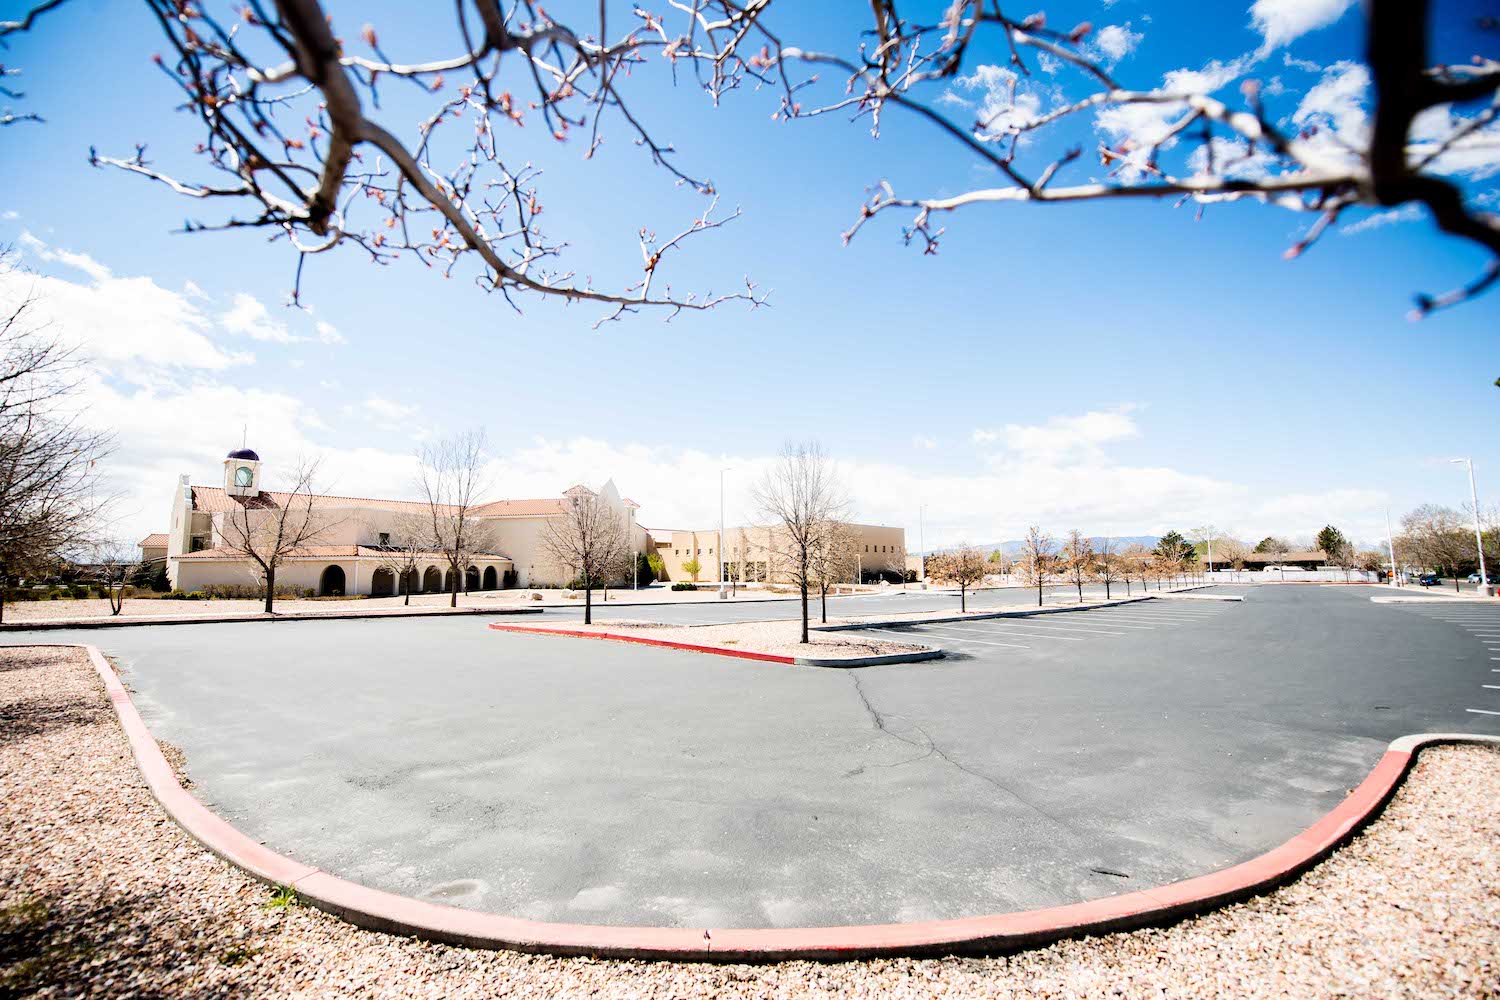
227, 448, 260, 461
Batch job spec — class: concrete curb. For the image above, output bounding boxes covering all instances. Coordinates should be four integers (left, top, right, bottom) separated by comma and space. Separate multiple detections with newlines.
53, 638, 1498, 963
1371, 595, 1499, 604
0, 606, 545, 631
811, 595, 1158, 632
484, 623, 944, 668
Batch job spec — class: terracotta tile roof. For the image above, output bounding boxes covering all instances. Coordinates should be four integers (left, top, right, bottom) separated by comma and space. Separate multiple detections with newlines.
139, 533, 169, 548
190, 486, 443, 515
175, 545, 513, 562
191, 486, 569, 519
469, 497, 568, 518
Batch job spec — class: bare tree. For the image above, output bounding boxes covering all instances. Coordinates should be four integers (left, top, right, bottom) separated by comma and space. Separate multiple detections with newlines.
945, 542, 987, 613
1, 1, 771, 324
1216, 537, 1251, 582
1017, 525, 1056, 607
0, 259, 113, 623
1120, 542, 1152, 595
11, 3, 1495, 338
92, 540, 138, 616
416, 430, 490, 609
752, 442, 850, 644
219, 456, 340, 613
1060, 529, 1095, 603
808, 520, 858, 624
1400, 504, 1469, 587
539, 487, 627, 625
1094, 535, 1121, 599
376, 511, 432, 606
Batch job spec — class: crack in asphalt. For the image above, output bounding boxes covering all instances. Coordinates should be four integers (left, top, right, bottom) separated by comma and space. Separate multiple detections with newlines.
845, 671, 1072, 829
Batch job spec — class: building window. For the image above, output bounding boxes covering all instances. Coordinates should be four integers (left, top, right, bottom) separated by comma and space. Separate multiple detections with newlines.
378, 532, 390, 546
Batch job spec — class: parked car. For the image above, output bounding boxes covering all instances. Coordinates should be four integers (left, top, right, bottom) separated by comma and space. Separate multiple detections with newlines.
1465, 572, 1500, 584
1416, 573, 1441, 587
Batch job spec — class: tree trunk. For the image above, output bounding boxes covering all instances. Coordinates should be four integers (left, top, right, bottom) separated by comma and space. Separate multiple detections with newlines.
451, 568, 459, 607
404, 574, 411, 606
820, 584, 827, 624
1105, 579, 1111, 599
264, 566, 275, 614
1076, 579, 1083, 602
799, 583, 809, 644
585, 584, 593, 625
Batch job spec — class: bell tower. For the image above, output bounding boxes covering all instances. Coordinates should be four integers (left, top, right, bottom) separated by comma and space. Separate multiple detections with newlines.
224, 447, 261, 497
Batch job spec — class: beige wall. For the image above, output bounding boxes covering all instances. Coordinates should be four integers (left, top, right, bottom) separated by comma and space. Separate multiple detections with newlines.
652, 523, 907, 584
174, 554, 513, 596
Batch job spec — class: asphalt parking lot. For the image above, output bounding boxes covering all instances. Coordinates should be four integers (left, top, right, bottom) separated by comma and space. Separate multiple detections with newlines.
5, 585, 1495, 929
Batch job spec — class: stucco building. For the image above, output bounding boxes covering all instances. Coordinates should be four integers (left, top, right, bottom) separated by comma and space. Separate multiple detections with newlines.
650, 523, 908, 585
160, 447, 644, 596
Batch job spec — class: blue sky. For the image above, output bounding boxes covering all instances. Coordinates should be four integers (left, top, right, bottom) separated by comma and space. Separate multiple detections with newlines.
1, 0, 1496, 548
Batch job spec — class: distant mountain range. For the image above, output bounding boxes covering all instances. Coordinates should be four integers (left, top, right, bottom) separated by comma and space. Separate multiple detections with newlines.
922, 536, 1161, 557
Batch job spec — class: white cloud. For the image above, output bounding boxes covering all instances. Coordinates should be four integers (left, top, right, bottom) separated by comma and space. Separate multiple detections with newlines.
951, 64, 1055, 139
3, 240, 250, 373
316, 320, 347, 345
2, 210, 19, 221
971, 407, 1140, 460
220, 292, 302, 343
1095, 55, 1252, 179
1287, 60, 1377, 174
1406, 104, 1500, 180
182, 280, 208, 300
362, 396, 419, 431
912, 436, 937, 450
1250, 0, 1357, 56
1283, 52, 1322, 73
19, 231, 113, 282
1087, 23, 1144, 67
1340, 203, 1424, 235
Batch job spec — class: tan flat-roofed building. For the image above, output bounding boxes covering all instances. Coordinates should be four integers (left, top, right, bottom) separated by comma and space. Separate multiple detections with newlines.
650, 522, 907, 585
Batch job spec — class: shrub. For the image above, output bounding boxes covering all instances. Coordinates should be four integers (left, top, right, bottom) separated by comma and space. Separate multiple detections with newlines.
671, 581, 697, 592
162, 589, 207, 601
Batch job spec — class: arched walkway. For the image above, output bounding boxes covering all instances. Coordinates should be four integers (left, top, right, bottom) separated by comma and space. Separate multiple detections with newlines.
465, 566, 480, 593
482, 566, 498, 591
371, 568, 395, 597
422, 566, 441, 594
401, 568, 420, 596
443, 569, 456, 594
319, 565, 346, 597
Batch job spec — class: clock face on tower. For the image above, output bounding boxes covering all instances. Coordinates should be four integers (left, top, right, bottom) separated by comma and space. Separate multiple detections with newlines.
234, 466, 254, 488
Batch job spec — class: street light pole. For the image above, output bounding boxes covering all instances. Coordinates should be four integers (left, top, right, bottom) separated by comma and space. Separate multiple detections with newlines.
1452, 457, 1490, 594
718, 467, 730, 598
1385, 507, 1399, 587
918, 504, 926, 585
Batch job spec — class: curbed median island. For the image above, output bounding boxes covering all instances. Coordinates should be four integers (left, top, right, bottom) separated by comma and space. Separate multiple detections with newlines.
487, 618, 943, 667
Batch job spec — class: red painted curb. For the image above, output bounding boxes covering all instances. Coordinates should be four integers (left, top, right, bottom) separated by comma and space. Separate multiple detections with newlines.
486, 622, 795, 663
40, 641, 1499, 963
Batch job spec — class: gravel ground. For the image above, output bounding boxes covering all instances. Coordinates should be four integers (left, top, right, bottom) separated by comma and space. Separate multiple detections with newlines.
526, 619, 932, 658
2, 645, 1496, 998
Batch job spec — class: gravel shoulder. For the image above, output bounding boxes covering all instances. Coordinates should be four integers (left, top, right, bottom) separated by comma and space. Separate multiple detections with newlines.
3, 645, 1497, 998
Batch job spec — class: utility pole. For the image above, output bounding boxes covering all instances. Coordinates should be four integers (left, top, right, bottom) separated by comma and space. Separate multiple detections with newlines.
1452, 457, 1490, 595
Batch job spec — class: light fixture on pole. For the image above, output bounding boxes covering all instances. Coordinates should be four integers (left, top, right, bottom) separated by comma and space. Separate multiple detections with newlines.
1451, 457, 1491, 595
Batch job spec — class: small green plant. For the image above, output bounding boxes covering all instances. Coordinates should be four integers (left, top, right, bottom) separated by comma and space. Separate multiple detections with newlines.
671, 581, 697, 592
264, 885, 299, 909
219, 942, 260, 966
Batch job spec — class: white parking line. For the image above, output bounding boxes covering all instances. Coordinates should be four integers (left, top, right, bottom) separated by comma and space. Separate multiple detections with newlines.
912, 623, 1085, 641
1484, 685, 1500, 690
956, 620, 1130, 636
1071, 614, 1208, 626
872, 628, 1030, 650
1467, 708, 1500, 716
